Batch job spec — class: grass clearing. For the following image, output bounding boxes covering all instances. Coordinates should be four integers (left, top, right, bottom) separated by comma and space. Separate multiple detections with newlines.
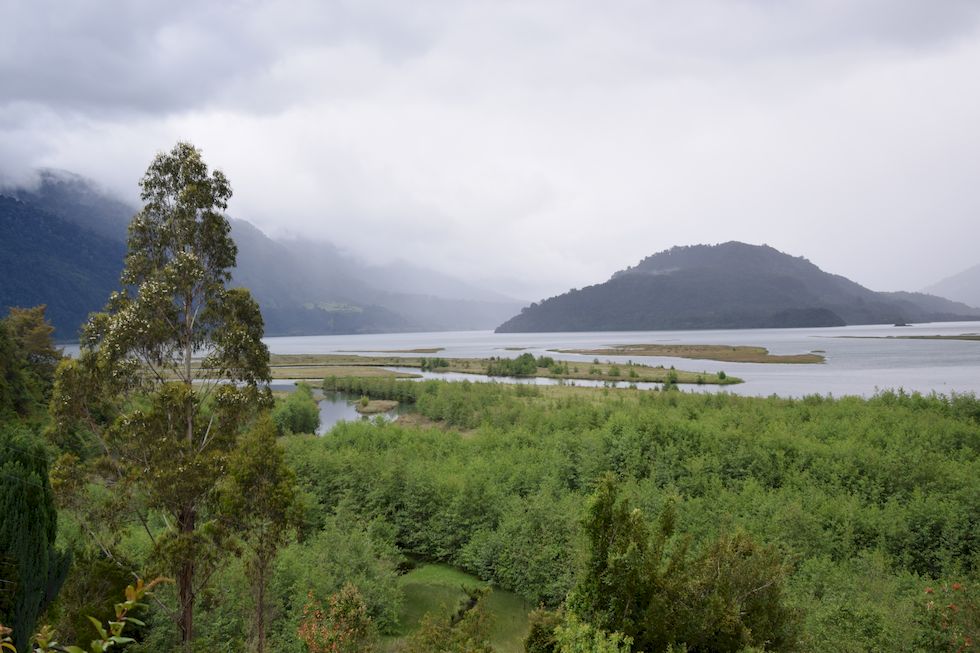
382, 563, 531, 652
555, 343, 825, 364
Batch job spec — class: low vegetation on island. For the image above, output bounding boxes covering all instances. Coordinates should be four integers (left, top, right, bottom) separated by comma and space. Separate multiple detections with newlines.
278, 352, 741, 386
355, 398, 399, 414
555, 343, 825, 364
836, 333, 980, 342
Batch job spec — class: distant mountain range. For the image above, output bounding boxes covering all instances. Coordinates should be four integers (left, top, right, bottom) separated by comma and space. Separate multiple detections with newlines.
923, 264, 980, 309
1, 170, 524, 340
496, 242, 980, 333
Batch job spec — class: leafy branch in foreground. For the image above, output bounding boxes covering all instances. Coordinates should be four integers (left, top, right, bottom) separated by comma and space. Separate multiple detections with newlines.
0, 577, 168, 653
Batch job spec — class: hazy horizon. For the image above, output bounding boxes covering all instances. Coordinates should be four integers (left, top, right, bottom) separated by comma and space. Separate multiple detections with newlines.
4, 1, 980, 301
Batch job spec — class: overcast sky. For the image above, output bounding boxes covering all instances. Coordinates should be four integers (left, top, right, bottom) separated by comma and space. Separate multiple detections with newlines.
3, 0, 980, 301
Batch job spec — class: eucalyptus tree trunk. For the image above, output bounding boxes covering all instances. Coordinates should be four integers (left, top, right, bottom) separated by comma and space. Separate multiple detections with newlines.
179, 290, 196, 649
178, 506, 195, 647
255, 557, 268, 653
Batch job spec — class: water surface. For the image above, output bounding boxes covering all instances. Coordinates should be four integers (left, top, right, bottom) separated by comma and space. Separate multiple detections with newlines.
262, 322, 980, 398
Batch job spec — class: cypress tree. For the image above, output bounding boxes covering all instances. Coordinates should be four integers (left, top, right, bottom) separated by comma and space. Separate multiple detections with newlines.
0, 423, 70, 650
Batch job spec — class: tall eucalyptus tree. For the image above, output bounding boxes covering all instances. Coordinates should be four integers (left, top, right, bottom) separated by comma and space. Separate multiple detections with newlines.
52, 142, 270, 649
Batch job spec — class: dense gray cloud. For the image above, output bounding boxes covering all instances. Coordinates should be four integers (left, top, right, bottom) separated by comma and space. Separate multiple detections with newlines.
3, 0, 980, 300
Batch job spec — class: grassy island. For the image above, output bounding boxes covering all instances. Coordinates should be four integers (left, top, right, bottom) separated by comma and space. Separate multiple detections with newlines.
835, 333, 980, 342
272, 352, 741, 385
556, 343, 825, 364
339, 347, 446, 353
355, 398, 399, 414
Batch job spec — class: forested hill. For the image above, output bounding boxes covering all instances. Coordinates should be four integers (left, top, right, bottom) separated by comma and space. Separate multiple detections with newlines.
496, 242, 980, 332
2, 171, 525, 338
0, 194, 125, 340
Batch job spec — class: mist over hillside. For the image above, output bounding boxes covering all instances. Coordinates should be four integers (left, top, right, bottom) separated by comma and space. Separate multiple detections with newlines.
1, 170, 524, 338
923, 264, 980, 309
7, 169, 135, 241
496, 242, 980, 333
0, 194, 125, 339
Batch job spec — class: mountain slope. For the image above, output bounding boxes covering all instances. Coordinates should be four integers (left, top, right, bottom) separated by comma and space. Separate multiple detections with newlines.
1, 171, 523, 337
8, 169, 134, 242
923, 264, 980, 309
496, 242, 980, 333
264, 236, 523, 332
0, 195, 125, 339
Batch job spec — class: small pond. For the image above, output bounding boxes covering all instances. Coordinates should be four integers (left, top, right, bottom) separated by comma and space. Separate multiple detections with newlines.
269, 380, 400, 434
316, 392, 399, 435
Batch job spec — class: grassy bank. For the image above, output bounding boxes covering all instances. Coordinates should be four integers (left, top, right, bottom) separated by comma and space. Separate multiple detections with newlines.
272, 352, 740, 385
340, 347, 446, 353
556, 343, 825, 363
836, 334, 980, 341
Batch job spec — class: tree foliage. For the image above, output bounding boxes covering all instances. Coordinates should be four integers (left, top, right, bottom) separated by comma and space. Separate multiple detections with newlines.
0, 424, 70, 651
0, 307, 66, 651
554, 477, 798, 651
271, 385, 320, 435
49, 142, 270, 649
222, 415, 303, 653
485, 354, 557, 377
0, 307, 61, 420
297, 583, 376, 653
553, 614, 633, 653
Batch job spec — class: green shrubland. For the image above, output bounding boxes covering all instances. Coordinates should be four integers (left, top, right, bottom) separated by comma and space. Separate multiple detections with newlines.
286, 379, 980, 651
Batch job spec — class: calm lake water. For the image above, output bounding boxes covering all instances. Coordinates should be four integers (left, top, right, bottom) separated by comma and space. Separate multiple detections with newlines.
261, 322, 980, 398
268, 380, 398, 433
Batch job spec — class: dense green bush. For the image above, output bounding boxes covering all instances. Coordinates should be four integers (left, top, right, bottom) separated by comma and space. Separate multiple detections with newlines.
485, 354, 558, 377
0, 423, 70, 651
420, 357, 450, 371
272, 384, 320, 435
284, 382, 980, 651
